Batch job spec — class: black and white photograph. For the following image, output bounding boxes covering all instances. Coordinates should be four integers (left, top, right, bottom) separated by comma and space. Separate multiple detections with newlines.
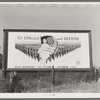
0, 2, 100, 98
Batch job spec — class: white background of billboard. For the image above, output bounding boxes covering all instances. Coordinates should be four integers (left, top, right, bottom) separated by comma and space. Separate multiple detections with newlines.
7, 32, 90, 69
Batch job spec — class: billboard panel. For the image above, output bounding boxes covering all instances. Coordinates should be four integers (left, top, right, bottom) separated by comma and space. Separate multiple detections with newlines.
3, 30, 92, 70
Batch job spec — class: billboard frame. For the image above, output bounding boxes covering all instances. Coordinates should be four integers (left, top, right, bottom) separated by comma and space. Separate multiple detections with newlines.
2, 29, 93, 74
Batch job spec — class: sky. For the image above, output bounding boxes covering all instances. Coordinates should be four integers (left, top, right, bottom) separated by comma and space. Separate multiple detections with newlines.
0, 3, 100, 66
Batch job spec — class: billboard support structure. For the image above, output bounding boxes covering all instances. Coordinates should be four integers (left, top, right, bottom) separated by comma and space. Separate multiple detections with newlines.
2, 29, 93, 78
52, 65, 54, 86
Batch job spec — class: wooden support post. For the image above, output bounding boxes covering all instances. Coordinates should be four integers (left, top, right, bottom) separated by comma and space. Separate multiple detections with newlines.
9, 71, 18, 92
95, 69, 99, 81
10, 71, 14, 83
2, 69, 6, 79
52, 65, 55, 91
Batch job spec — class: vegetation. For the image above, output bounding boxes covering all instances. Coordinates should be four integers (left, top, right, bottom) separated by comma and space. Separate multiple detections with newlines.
0, 67, 99, 93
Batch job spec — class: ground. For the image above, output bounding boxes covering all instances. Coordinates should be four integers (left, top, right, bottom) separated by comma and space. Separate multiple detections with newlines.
0, 69, 100, 93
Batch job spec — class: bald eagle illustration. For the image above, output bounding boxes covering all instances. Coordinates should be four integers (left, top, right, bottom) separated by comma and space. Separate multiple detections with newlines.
15, 36, 81, 64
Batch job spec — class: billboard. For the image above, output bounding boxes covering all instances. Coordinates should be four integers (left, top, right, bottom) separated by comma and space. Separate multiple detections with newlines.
3, 30, 93, 70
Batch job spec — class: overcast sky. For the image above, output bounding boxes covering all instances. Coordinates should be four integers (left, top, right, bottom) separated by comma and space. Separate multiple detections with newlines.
0, 3, 100, 66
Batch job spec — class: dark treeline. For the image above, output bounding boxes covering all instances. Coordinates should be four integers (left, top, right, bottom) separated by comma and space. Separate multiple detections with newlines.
0, 53, 2, 63
15, 43, 81, 63
0, 53, 2, 69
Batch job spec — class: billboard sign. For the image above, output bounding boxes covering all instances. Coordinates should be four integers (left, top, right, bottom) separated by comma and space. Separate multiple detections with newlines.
3, 30, 93, 71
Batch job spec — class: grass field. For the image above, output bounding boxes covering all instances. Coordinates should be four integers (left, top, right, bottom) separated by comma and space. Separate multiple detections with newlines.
20, 78, 100, 93
0, 68, 99, 93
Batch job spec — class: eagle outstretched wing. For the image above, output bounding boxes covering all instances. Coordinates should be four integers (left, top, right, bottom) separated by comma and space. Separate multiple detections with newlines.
15, 43, 41, 61
46, 43, 81, 63
15, 42, 81, 63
